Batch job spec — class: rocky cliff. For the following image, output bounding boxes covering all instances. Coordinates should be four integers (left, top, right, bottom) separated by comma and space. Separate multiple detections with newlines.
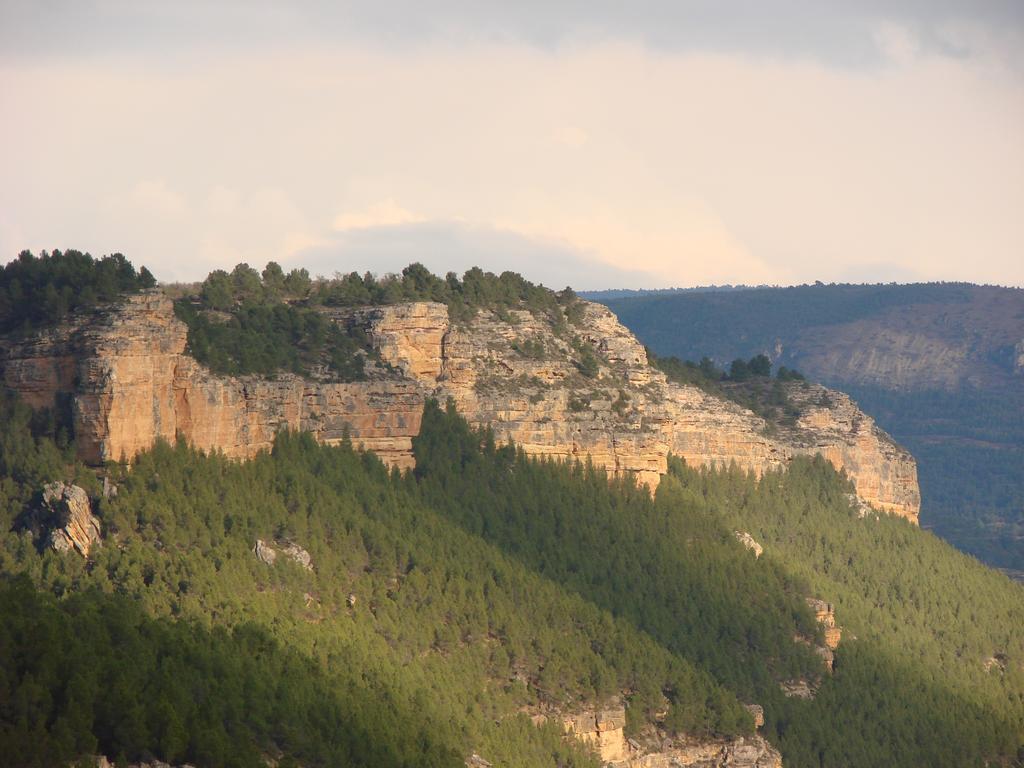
1, 291, 424, 470
563, 704, 782, 767
0, 290, 920, 521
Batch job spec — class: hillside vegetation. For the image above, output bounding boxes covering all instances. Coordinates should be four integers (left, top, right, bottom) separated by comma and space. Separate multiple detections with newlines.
1, 388, 1022, 766
173, 261, 585, 380
0, 249, 155, 335
1, 256, 1022, 767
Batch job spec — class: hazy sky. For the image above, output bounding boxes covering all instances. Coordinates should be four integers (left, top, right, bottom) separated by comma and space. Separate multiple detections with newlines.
1, 1, 1022, 289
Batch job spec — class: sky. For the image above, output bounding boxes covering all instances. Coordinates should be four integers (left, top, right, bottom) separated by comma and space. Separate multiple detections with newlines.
1, 1, 1022, 290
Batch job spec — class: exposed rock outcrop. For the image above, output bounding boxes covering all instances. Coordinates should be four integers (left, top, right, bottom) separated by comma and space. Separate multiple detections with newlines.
806, 598, 842, 651
1, 292, 423, 469
86, 756, 196, 768
37, 482, 101, 556
562, 706, 628, 762
561, 704, 781, 767
254, 539, 277, 565
780, 679, 817, 700
743, 704, 765, 729
622, 736, 782, 768
735, 531, 763, 558
280, 541, 313, 570
983, 653, 1008, 673
254, 539, 313, 570
1, 291, 920, 521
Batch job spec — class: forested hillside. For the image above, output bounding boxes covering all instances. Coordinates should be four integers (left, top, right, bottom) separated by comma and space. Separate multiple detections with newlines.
596, 283, 1024, 574
1, 388, 1021, 766
0, 255, 1021, 768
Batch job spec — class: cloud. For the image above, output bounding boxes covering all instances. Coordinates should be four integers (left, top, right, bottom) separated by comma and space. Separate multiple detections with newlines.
333, 200, 426, 231
3, 1, 1022, 69
0, 33, 1021, 289
128, 180, 188, 219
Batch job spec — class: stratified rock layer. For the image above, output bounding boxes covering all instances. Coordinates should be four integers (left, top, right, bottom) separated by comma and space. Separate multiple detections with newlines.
1, 291, 920, 521
2, 292, 422, 470
562, 705, 783, 768
624, 736, 783, 768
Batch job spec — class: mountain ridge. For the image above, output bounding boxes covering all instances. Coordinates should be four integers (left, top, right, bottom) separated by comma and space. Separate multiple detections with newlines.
0, 284, 919, 521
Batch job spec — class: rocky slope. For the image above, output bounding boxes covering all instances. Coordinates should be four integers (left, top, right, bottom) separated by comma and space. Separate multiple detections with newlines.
0, 290, 920, 521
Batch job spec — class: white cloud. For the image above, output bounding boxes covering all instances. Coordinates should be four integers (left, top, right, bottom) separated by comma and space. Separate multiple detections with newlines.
332, 199, 426, 231
130, 179, 187, 219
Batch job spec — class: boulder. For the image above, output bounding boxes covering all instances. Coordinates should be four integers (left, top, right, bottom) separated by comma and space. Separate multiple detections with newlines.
254, 539, 277, 565
280, 541, 313, 570
254, 539, 313, 570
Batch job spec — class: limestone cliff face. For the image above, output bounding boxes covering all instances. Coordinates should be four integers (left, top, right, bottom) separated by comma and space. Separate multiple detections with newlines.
624, 736, 782, 768
562, 707, 628, 763
562, 705, 782, 768
0, 291, 920, 521
1, 292, 423, 470
431, 301, 917, 520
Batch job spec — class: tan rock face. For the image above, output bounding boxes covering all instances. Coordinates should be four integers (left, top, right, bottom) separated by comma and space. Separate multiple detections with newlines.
806, 598, 842, 651
335, 302, 448, 383
562, 706, 629, 763
39, 482, 101, 557
1, 291, 919, 522
2, 292, 425, 471
561, 703, 781, 767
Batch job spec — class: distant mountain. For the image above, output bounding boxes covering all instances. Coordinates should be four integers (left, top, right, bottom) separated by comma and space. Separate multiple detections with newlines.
580, 285, 754, 300
598, 282, 1024, 574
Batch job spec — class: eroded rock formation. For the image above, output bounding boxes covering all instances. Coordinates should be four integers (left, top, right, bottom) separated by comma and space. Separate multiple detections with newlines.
254, 539, 313, 570
806, 598, 842, 652
1, 291, 920, 521
623, 736, 783, 768
37, 482, 101, 556
561, 704, 783, 768
562, 706, 629, 763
